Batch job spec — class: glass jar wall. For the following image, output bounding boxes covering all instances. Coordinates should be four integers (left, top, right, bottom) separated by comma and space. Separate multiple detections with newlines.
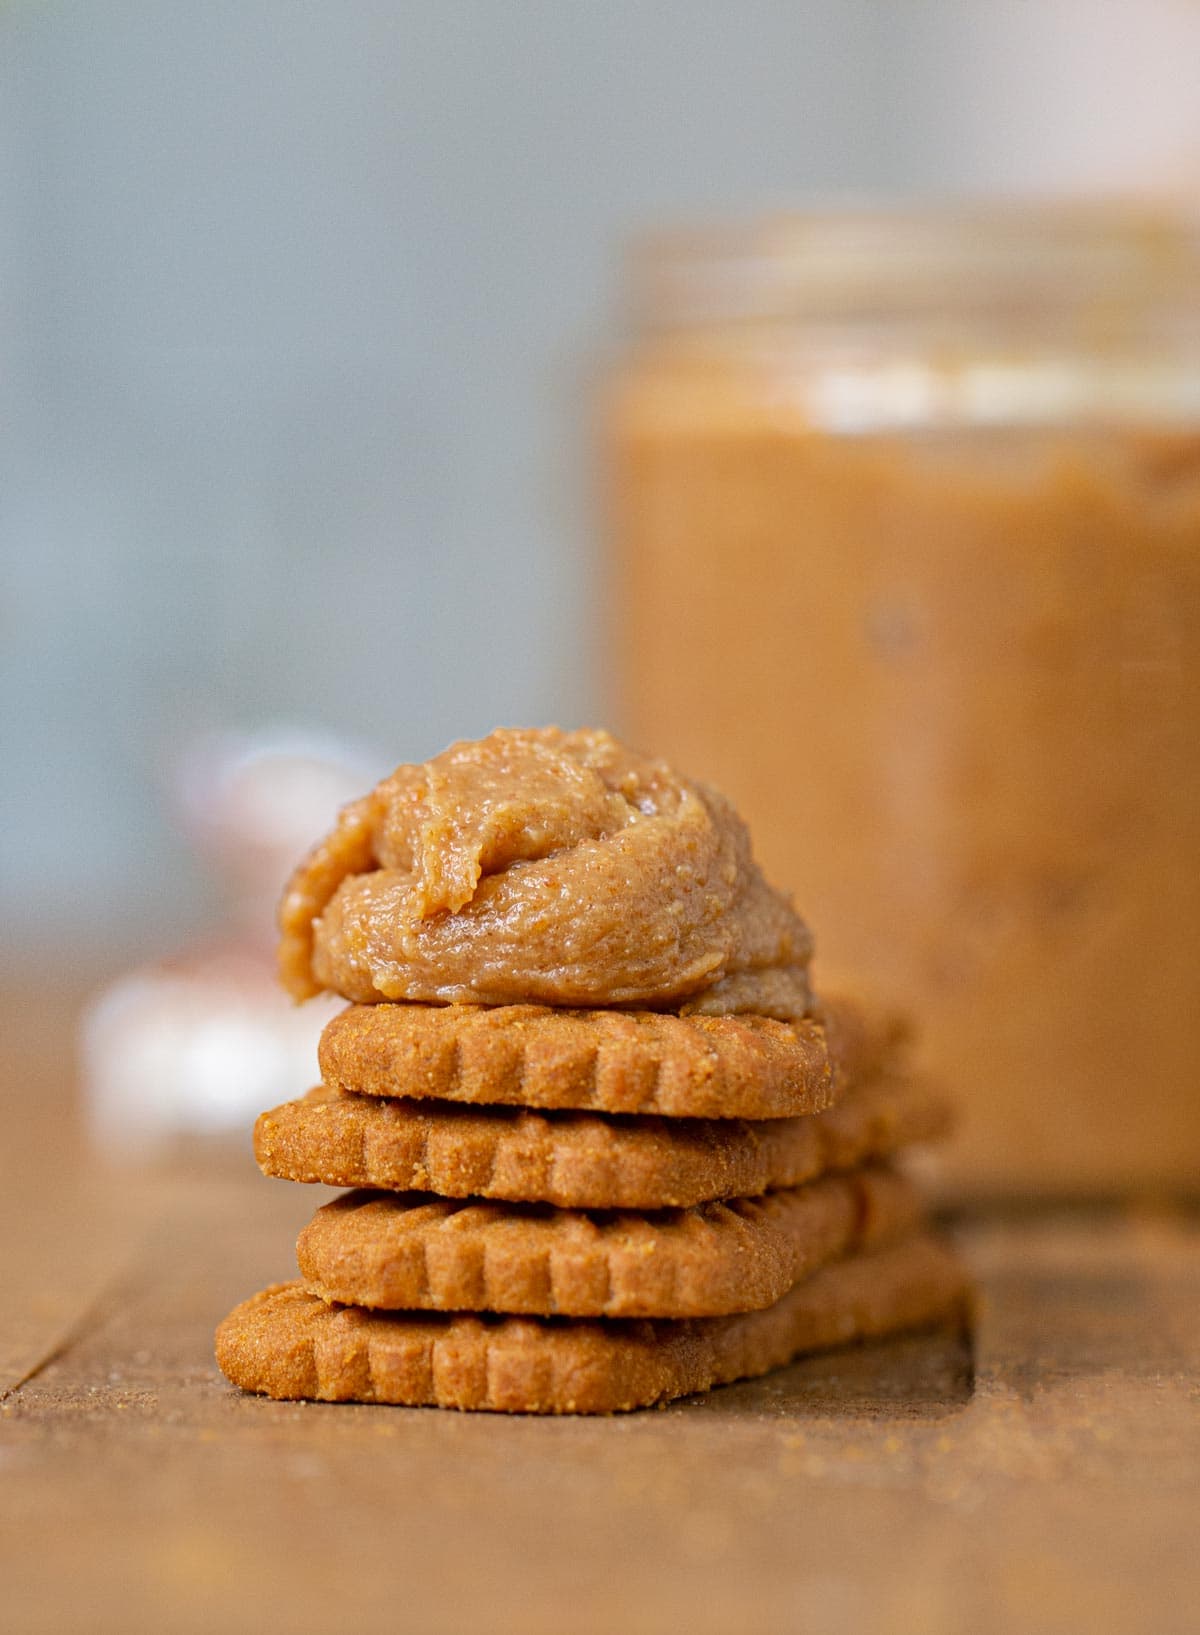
609, 204, 1200, 1194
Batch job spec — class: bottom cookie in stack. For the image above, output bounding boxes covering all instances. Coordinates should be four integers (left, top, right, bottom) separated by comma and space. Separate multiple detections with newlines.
216, 998, 969, 1413
217, 1236, 963, 1415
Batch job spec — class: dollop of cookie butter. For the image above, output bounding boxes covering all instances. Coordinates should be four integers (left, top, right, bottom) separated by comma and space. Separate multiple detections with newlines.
278, 727, 814, 1016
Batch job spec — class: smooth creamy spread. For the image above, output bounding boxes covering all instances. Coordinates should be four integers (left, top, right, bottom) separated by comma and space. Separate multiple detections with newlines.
279, 727, 814, 1015
612, 353, 1200, 1191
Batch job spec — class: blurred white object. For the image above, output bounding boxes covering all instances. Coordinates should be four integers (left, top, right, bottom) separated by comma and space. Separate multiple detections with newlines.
81, 948, 342, 1158
80, 726, 380, 1156
173, 727, 381, 948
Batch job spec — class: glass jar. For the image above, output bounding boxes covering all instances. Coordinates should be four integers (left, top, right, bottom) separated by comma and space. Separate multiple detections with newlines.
607, 203, 1200, 1195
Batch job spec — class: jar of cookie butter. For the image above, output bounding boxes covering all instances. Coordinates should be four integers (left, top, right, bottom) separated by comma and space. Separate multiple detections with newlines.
608, 203, 1200, 1195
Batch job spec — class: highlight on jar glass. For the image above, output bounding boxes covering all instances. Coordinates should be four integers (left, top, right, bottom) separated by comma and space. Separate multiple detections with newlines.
607, 201, 1200, 1196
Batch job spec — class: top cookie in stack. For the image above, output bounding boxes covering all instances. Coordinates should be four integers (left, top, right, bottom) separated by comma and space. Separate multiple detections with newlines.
216, 728, 967, 1413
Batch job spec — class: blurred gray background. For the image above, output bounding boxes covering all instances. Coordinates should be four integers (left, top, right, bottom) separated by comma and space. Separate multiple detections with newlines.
3, 0, 1198, 971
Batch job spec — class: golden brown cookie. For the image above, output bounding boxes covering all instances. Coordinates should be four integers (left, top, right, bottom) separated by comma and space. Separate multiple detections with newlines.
255, 1074, 950, 1209
317, 994, 902, 1120
215, 1232, 968, 1413
295, 1164, 921, 1318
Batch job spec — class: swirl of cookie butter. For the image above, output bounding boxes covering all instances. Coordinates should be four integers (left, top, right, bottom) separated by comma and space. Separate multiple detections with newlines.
278, 727, 814, 1016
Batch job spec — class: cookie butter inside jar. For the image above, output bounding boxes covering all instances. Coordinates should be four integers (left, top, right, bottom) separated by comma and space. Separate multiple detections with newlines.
610, 203, 1200, 1194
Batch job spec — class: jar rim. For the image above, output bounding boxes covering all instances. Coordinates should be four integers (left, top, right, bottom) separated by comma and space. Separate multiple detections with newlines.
627, 199, 1200, 335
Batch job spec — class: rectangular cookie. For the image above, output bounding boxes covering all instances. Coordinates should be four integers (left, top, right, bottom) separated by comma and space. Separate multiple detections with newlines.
215, 1232, 969, 1414
317, 994, 904, 1120
254, 1074, 950, 1209
295, 1163, 923, 1318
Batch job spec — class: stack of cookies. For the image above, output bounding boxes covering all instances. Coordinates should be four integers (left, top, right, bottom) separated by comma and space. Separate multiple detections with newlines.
217, 728, 967, 1413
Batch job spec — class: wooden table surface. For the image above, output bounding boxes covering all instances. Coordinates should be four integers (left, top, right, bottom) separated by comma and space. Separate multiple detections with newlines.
2, 988, 1198, 1635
